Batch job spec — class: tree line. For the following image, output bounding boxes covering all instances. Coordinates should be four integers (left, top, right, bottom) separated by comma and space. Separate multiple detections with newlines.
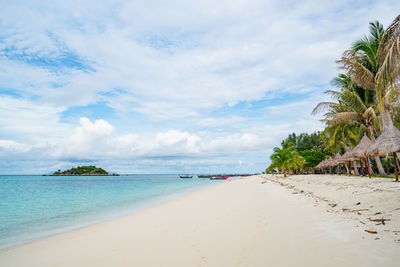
268, 15, 400, 177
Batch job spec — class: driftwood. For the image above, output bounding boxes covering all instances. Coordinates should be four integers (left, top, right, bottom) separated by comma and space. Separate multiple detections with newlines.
342, 208, 369, 213
367, 218, 391, 225
365, 230, 378, 234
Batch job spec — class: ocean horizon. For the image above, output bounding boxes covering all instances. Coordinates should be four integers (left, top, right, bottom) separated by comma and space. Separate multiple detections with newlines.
0, 174, 225, 249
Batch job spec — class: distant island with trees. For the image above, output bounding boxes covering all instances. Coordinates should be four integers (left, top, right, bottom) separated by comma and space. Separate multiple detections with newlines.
48, 166, 119, 176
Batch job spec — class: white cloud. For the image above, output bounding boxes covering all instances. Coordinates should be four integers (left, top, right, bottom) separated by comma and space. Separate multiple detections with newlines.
0, 140, 29, 152
3, 0, 399, 119
1, 0, 400, 173
0, 117, 276, 161
0, 95, 70, 142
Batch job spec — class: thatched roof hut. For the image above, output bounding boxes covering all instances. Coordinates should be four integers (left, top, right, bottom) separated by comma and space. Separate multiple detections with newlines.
351, 134, 374, 159
315, 162, 322, 169
366, 122, 400, 157
315, 158, 336, 174
366, 122, 400, 181
351, 134, 374, 178
333, 153, 342, 166
316, 159, 329, 169
323, 157, 334, 167
339, 148, 354, 163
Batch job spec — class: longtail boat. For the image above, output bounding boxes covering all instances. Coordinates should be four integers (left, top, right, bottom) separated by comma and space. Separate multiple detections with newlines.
210, 175, 229, 180
198, 175, 212, 178
179, 175, 193, 178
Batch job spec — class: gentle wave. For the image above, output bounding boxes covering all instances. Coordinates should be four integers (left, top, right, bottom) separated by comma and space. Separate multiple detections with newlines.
0, 174, 224, 249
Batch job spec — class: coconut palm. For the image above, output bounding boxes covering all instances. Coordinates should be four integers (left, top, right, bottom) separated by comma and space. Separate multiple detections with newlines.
269, 142, 304, 177
376, 15, 400, 118
313, 73, 387, 176
322, 20, 396, 176
288, 150, 306, 174
339, 19, 400, 130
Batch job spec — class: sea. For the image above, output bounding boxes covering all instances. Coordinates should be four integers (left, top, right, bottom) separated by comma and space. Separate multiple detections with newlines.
0, 174, 224, 249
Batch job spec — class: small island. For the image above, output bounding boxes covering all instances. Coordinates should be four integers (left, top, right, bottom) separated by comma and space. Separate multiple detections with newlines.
48, 166, 119, 176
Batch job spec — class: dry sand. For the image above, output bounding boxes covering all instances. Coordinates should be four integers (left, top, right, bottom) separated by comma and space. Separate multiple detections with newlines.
266, 174, 400, 244
0, 175, 399, 267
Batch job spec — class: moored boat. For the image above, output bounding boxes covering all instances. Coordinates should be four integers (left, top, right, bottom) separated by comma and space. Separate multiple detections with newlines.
198, 175, 212, 178
179, 175, 193, 178
210, 175, 229, 180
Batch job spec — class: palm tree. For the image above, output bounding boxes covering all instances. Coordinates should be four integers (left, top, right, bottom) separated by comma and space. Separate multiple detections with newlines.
330, 20, 397, 176
313, 73, 387, 176
339, 19, 400, 130
288, 150, 306, 174
376, 15, 400, 126
269, 142, 304, 177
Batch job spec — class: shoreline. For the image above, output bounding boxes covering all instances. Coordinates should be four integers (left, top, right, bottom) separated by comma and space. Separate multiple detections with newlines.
0, 177, 219, 250
1, 175, 399, 266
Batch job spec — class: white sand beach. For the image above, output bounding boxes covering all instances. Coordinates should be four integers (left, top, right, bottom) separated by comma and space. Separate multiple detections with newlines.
1, 175, 399, 267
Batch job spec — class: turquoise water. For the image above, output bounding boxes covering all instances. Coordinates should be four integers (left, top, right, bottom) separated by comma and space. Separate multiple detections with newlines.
0, 174, 222, 249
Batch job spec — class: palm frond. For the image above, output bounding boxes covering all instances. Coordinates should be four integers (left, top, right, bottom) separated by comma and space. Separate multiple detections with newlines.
326, 112, 359, 125
337, 50, 376, 90
312, 101, 340, 115
376, 15, 400, 90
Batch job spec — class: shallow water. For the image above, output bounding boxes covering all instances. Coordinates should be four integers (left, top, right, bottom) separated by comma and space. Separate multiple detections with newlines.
0, 174, 222, 249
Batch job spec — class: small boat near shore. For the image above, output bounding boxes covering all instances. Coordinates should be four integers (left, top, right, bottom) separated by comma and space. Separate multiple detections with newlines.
210, 175, 229, 180
179, 175, 193, 178
198, 175, 213, 178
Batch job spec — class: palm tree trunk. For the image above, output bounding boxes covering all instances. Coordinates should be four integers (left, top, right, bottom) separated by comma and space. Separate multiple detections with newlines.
380, 97, 392, 131
353, 161, 360, 175
374, 156, 387, 177
367, 126, 383, 176
393, 153, 398, 182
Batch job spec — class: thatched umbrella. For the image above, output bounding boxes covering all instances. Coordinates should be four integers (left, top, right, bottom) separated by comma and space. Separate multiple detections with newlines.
366, 122, 400, 181
314, 161, 326, 174
351, 134, 374, 178
339, 148, 354, 175
318, 159, 331, 174
322, 157, 334, 174
315, 161, 322, 169
333, 153, 342, 174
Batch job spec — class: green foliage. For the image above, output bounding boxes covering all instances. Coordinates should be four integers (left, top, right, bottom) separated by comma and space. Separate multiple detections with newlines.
268, 142, 305, 176
269, 15, 400, 176
299, 150, 325, 168
268, 132, 327, 174
285, 132, 322, 151
310, 16, 400, 177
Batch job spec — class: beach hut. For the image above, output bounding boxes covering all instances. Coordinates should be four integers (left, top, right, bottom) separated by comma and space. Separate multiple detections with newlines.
351, 134, 374, 178
315, 159, 330, 174
332, 153, 342, 174
339, 148, 354, 175
314, 162, 322, 170
366, 122, 400, 181
324, 157, 334, 174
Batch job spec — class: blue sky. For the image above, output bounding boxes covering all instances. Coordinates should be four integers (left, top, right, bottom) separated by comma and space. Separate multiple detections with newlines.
1, 0, 400, 174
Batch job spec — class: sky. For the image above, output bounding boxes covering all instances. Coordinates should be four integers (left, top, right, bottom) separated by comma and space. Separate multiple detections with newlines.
1, 0, 400, 174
